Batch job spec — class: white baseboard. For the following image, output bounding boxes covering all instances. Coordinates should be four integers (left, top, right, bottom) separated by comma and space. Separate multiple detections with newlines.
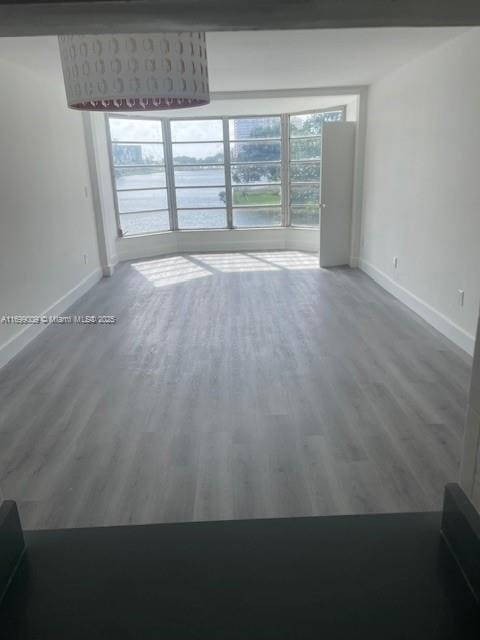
349, 256, 359, 268
0, 268, 103, 370
358, 258, 475, 355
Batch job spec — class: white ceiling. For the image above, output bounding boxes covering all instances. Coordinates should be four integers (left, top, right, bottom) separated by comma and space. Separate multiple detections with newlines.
206, 27, 469, 91
0, 27, 469, 94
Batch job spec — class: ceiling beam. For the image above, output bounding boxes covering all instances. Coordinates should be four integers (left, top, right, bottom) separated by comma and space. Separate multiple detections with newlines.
0, 0, 480, 37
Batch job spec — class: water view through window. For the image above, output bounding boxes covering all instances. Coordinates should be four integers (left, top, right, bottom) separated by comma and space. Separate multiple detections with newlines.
107, 110, 344, 235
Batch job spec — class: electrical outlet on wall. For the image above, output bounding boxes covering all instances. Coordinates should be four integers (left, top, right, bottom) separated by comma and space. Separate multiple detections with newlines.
458, 289, 465, 307
393, 256, 398, 269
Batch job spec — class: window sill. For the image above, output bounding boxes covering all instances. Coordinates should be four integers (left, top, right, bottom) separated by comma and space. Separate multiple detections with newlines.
118, 227, 300, 239
120, 230, 172, 239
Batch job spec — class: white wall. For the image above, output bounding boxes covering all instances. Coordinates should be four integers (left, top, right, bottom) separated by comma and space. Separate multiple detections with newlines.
359, 28, 480, 354
0, 38, 101, 367
206, 29, 468, 91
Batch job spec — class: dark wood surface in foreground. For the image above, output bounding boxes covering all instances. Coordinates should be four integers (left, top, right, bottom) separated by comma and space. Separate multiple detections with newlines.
0, 508, 479, 639
0, 252, 472, 529
441, 483, 480, 602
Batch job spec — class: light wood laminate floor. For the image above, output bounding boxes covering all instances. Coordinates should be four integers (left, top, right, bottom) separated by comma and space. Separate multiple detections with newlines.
0, 251, 472, 529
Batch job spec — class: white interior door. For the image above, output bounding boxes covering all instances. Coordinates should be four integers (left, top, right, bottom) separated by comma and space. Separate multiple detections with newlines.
319, 122, 356, 267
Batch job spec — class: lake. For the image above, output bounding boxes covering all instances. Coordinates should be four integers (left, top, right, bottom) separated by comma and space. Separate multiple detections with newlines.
116, 167, 283, 234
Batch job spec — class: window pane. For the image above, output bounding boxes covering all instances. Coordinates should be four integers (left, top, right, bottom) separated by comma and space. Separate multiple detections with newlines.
232, 185, 281, 207
323, 110, 344, 122
112, 143, 164, 166
176, 187, 226, 208
177, 209, 227, 229
118, 189, 168, 213
290, 113, 324, 137
290, 184, 320, 206
231, 164, 281, 185
115, 167, 166, 190
172, 142, 224, 165
289, 163, 320, 183
290, 138, 321, 161
120, 211, 170, 235
109, 118, 163, 142
289, 110, 343, 137
229, 117, 281, 140
171, 119, 223, 142
230, 141, 281, 163
233, 207, 282, 228
174, 166, 225, 187
290, 206, 320, 227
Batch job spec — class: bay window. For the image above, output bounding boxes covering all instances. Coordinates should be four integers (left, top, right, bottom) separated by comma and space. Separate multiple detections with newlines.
106, 107, 345, 236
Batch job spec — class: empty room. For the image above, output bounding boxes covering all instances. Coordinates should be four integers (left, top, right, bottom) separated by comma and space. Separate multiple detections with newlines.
1, 5, 480, 638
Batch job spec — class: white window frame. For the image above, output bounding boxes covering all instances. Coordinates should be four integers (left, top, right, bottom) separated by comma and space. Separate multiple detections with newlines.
170, 116, 228, 231
288, 107, 346, 228
228, 114, 283, 229
105, 105, 346, 237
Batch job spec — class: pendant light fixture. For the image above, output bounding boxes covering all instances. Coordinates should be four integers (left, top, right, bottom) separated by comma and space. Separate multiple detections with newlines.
58, 33, 210, 111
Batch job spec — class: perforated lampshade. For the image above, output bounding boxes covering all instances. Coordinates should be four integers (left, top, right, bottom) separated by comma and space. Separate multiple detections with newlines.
58, 33, 210, 111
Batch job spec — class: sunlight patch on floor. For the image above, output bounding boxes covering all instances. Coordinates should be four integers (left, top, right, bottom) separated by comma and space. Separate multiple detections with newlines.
248, 251, 318, 270
133, 256, 211, 287
190, 253, 280, 273
133, 251, 318, 282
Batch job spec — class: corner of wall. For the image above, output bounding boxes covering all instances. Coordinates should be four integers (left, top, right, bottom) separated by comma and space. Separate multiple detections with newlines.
82, 112, 119, 276
349, 87, 369, 267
